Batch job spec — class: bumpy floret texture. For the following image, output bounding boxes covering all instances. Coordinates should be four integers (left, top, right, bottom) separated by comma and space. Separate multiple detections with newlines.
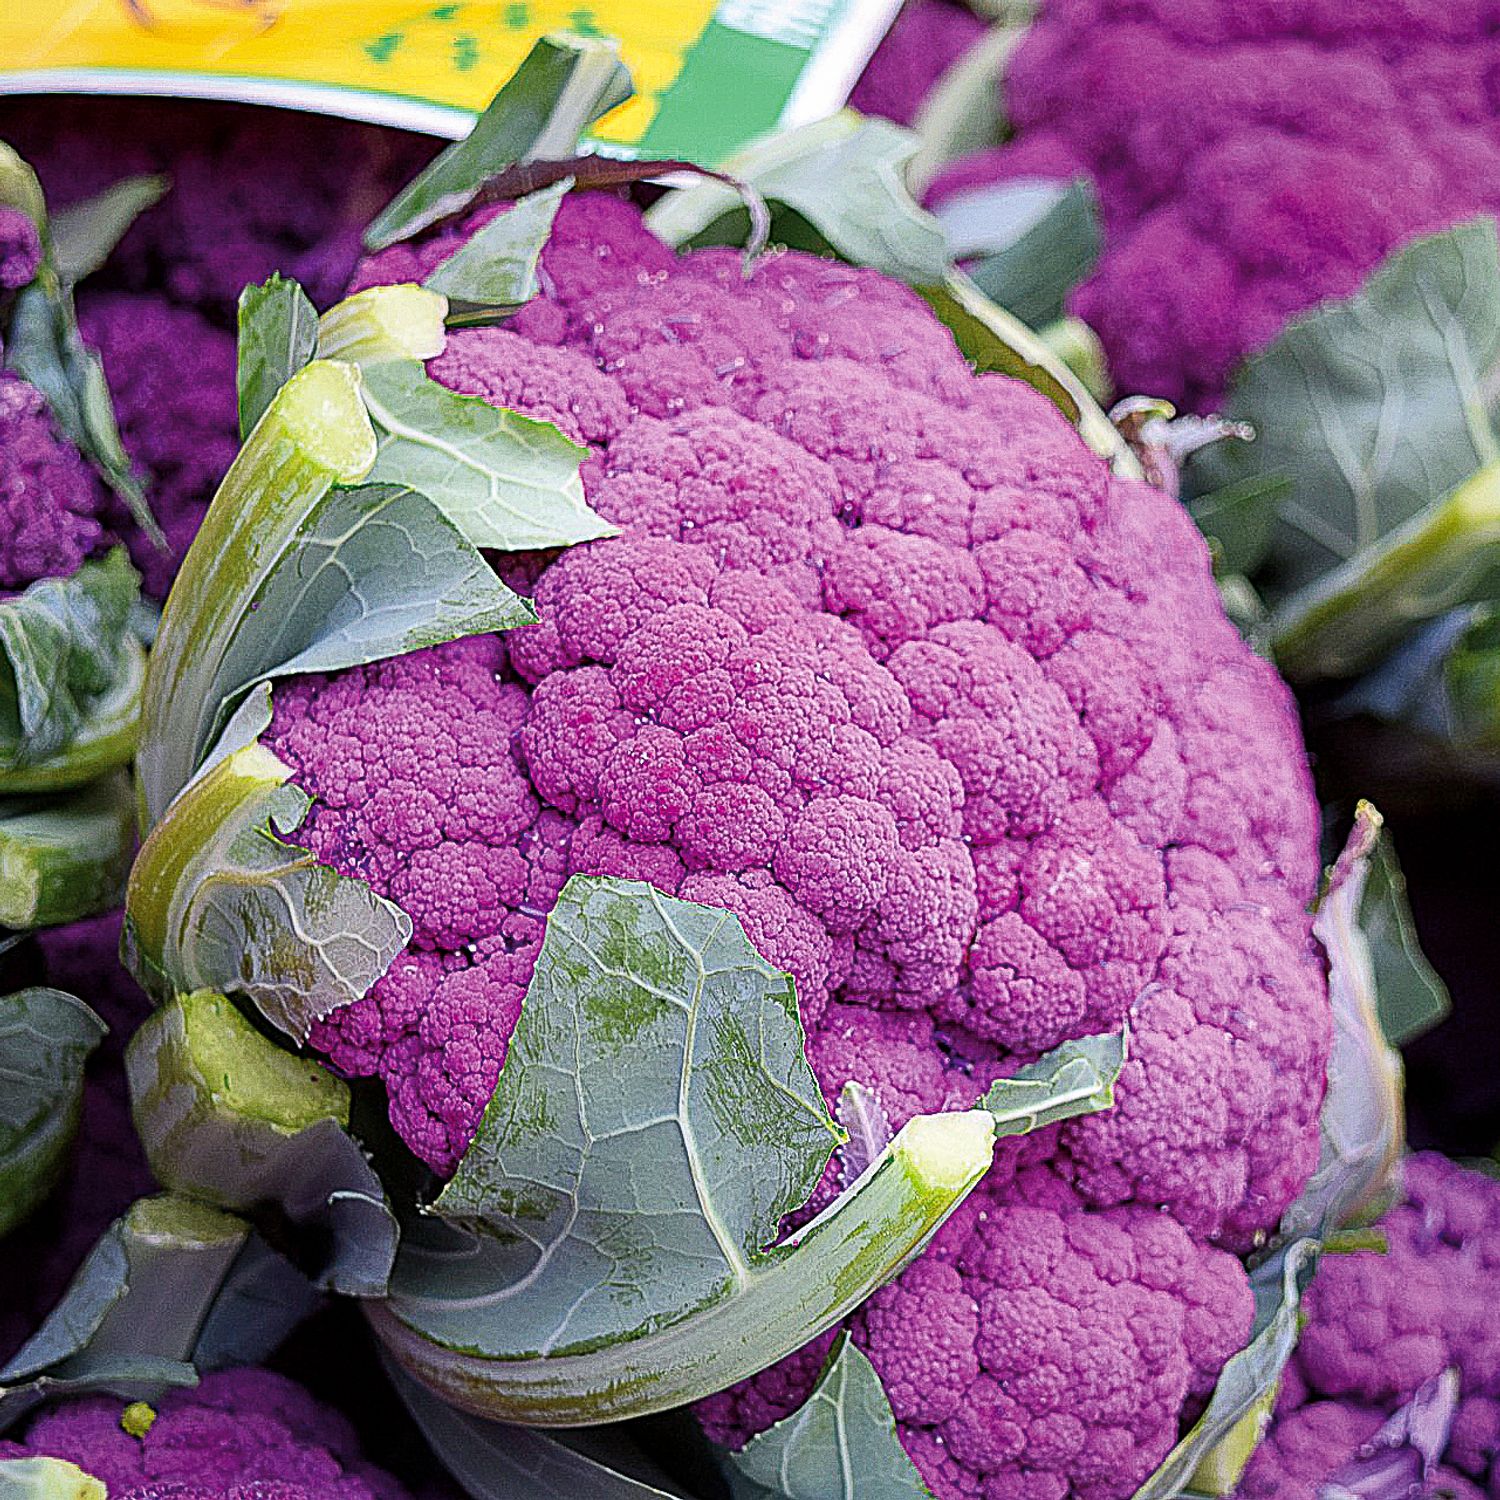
1235, 1154, 1500, 1499
0, 205, 41, 288
850, 0, 988, 126
266, 193, 1329, 1497
0, 1369, 413, 1499
0, 98, 432, 313
926, 0, 1500, 411
0, 372, 109, 592
0, 913, 155, 1364
77, 292, 239, 596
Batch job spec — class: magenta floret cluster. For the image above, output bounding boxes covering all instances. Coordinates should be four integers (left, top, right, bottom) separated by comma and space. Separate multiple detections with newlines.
254, 192, 1331, 1497
0, 372, 107, 593
926, 0, 1500, 411
849, 0, 988, 126
1235, 1153, 1500, 1499
0, 1368, 413, 1499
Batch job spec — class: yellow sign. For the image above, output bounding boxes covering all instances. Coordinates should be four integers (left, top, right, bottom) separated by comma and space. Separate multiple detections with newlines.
0, 0, 901, 161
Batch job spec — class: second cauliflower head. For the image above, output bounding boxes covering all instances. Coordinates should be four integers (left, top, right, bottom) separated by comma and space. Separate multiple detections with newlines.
250, 192, 1330, 1497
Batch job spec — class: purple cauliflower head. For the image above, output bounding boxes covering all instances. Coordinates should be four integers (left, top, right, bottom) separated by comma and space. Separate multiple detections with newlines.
926, 0, 1500, 411
0, 1368, 415, 1499
255, 191, 1331, 1497
1235, 1153, 1500, 1499
0, 205, 42, 289
849, 0, 989, 126
0, 372, 108, 593
0, 913, 156, 1364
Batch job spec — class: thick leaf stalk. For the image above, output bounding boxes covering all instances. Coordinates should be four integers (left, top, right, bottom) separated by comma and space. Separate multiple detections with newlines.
317, 285, 449, 365
368, 1108, 996, 1425
136, 359, 378, 824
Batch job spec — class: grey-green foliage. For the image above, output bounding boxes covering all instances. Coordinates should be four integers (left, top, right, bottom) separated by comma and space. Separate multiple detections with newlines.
424, 177, 572, 317
979, 1028, 1125, 1135
1191, 217, 1500, 606
48, 174, 167, 285
361, 361, 616, 552
236, 274, 319, 438
722, 1334, 933, 1500
426, 874, 840, 1358
0, 549, 141, 780
364, 35, 631, 250
1361, 825, 1451, 1047
0, 988, 105, 1239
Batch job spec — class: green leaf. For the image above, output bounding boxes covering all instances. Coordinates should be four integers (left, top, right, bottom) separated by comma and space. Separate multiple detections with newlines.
236, 274, 320, 439
0, 988, 105, 1238
1192, 218, 1500, 608
0, 548, 143, 788
939, 177, 1101, 331
0, 1456, 106, 1498
1131, 1239, 1320, 1500
1270, 459, 1500, 681
1280, 803, 1406, 1244
1440, 603, 1500, 748
1360, 823, 1451, 1047
365, 34, 632, 250
646, 113, 951, 289
371, 878, 999, 1425
0, 1194, 245, 1432
979, 1028, 1126, 1135
48, 175, 168, 287
1187, 474, 1293, 580
721, 1333, 932, 1500
0, 771, 135, 929
907, 23, 1026, 194
360, 359, 611, 552
424, 177, 572, 315
127, 739, 412, 1046
386, 1358, 687, 1498
126, 989, 397, 1295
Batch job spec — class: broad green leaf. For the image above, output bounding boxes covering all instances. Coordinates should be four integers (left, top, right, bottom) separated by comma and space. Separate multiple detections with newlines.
424, 178, 572, 315
364, 34, 632, 250
1192, 218, 1500, 607
646, 113, 951, 289
1131, 1239, 1320, 1499
49, 175, 168, 287
722, 1333, 932, 1500
236, 274, 319, 439
979, 1028, 1126, 1135
0, 1457, 106, 1497
939, 177, 1100, 330
1280, 804, 1405, 1244
189, 1233, 321, 1370
1188, 474, 1293, 580
0, 548, 142, 787
0, 988, 104, 1238
907, 23, 1026, 194
127, 989, 396, 1295
1271, 459, 1500, 682
386, 1358, 686, 1499
0, 1195, 242, 1432
127, 741, 411, 1046
0, 772, 135, 929
360, 359, 611, 552
919, 273, 1142, 478
372, 878, 1000, 1424
1361, 824, 1451, 1047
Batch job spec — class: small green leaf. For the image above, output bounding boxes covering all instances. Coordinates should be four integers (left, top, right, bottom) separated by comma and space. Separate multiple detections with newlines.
1187, 474, 1293, 580
0, 771, 135, 929
1131, 1239, 1320, 1499
0, 548, 142, 787
0, 1456, 107, 1497
647, 113, 950, 289
1192, 218, 1500, 608
0, 988, 105, 1238
126, 741, 412, 1046
236, 274, 320, 439
360, 358, 611, 551
722, 1333, 932, 1500
126, 989, 397, 1295
939, 177, 1100, 330
386, 1358, 686, 1498
424, 177, 572, 314
365, 34, 632, 250
979, 1029, 1126, 1135
907, 23, 1026, 194
1360, 823, 1450, 1047
49, 175, 168, 287
372, 879, 1001, 1425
